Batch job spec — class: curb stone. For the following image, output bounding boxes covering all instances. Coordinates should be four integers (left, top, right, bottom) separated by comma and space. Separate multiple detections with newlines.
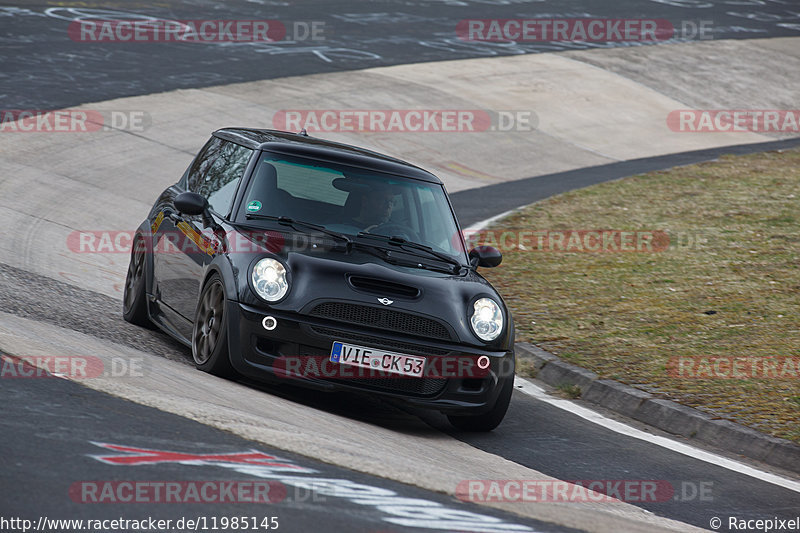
516, 342, 800, 473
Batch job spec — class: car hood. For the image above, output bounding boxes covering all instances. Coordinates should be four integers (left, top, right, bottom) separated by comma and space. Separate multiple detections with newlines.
229, 232, 510, 349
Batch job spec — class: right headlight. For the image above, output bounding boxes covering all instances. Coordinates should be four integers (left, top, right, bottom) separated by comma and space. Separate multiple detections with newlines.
470, 297, 503, 341
252, 258, 289, 302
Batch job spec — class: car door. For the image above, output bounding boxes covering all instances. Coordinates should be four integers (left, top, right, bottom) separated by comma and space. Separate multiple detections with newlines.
154, 137, 253, 339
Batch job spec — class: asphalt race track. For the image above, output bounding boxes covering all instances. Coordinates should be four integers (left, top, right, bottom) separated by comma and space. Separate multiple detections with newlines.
1, 363, 568, 533
451, 137, 800, 228
2, 1, 800, 532
2, 261, 799, 531
1, 0, 799, 110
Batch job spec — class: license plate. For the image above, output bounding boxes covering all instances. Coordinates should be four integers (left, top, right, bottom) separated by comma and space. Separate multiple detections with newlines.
330, 341, 425, 378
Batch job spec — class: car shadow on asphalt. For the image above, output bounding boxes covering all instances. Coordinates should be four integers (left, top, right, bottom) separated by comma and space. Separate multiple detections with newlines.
236, 375, 444, 435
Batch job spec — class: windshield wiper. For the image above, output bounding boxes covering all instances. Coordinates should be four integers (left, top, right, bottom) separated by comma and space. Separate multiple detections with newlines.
355, 232, 464, 274
245, 214, 352, 250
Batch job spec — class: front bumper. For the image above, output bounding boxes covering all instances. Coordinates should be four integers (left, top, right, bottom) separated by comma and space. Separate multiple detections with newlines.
226, 301, 515, 415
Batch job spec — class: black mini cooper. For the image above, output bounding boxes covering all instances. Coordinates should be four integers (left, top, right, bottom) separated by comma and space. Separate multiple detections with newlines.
124, 128, 514, 431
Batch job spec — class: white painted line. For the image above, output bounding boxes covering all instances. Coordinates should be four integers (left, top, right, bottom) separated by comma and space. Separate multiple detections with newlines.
471, 203, 800, 493
463, 208, 519, 233
514, 376, 800, 494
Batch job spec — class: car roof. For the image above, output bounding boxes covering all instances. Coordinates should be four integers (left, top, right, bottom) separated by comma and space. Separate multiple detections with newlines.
214, 128, 442, 184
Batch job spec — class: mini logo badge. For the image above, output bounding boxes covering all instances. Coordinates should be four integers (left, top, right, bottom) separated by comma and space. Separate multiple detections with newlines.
377, 298, 393, 306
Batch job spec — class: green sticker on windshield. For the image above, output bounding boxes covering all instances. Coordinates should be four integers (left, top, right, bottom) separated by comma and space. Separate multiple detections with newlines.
246, 200, 262, 213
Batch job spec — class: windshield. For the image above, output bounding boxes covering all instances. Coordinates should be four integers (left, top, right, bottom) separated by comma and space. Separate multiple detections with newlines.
239, 151, 467, 262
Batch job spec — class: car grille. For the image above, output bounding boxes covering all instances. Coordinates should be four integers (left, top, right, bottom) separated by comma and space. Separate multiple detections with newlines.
309, 302, 452, 340
309, 326, 451, 356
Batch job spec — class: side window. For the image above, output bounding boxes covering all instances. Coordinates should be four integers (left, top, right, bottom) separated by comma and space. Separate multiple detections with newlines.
191, 139, 252, 216
186, 137, 223, 193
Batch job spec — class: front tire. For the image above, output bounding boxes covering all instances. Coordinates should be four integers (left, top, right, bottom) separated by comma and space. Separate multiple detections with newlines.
447, 373, 514, 432
122, 236, 152, 328
192, 274, 236, 378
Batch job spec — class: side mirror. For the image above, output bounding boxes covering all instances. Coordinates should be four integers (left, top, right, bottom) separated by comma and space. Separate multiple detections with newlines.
469, 245, 502, 268
174, 191, 208, 217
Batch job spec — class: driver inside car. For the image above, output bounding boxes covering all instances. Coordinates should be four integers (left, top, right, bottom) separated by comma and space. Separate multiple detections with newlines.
351, 186, 397, 232
329, 177, 413, 239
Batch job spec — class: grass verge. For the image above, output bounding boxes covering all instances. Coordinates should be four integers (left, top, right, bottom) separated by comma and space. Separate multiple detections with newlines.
479, 149, 800, 443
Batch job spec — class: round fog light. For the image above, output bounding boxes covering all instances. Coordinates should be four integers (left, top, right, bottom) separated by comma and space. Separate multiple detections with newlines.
477, 356, 490, 369
262, 316, 277, 331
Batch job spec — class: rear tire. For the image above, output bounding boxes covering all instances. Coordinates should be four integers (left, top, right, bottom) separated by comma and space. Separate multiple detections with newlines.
122, 236, 152, 328
447, 373, 514, 432
192, 274, 236, 378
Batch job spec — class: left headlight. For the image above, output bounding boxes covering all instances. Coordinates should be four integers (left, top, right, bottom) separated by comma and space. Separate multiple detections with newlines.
470, 298, 503, 341
252, 258, 289, 302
